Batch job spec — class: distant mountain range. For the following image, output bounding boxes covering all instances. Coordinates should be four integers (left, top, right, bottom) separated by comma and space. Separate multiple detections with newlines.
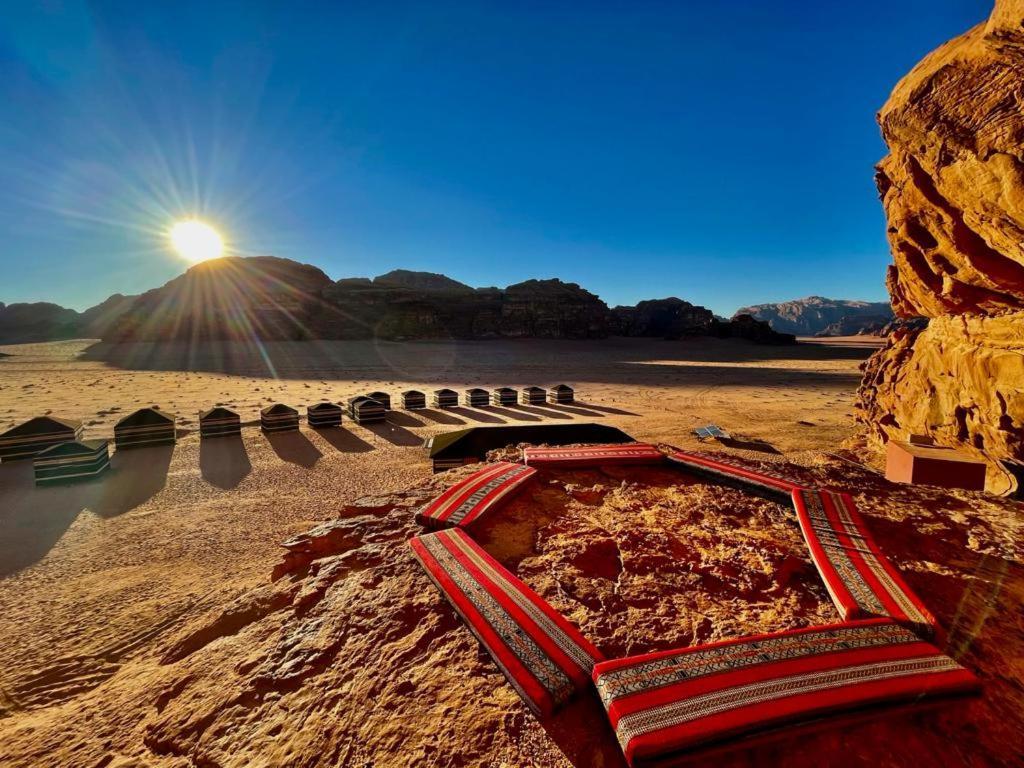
732, 296, 895, 336
1, 256, 799, 345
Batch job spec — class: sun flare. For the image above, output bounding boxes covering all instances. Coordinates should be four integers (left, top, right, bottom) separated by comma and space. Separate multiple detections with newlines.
169, 219, 224, 263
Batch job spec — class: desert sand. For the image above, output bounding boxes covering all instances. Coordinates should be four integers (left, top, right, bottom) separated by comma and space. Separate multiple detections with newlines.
0, 336, 1020, 767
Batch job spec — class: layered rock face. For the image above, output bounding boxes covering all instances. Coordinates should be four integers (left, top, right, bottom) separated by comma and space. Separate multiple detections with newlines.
735, 296, 894, 336
858, 0, 1024, 492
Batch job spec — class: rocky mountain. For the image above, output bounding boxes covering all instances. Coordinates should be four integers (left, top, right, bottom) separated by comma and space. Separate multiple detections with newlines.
734, 296, 894, 336
611, 297, 715, 338
858, 0, 1024, 494
2, 257, 797, 345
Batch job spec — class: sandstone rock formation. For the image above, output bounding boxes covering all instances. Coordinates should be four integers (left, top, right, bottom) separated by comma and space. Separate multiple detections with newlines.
712, 313, 797, 345
735, 296, 894, 336
858, 0, 1024, 493
611, 297, 715, 338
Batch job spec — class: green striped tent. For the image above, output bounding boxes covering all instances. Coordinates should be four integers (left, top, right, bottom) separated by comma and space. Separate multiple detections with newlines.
307, 402, 342, 428
261, 403, 299, 433
520, 386, 546, 405
199, 407, 241, 439
114, 408, 176, 449
491, 387, 518, 406
33, 439, 110, 485
401, 390, 427, 410
347, 396, 386, 424
463, 388, 490, 407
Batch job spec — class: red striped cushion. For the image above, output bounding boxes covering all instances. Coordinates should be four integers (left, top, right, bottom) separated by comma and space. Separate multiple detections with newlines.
410, 528, 604, 716
416, 462, 537, 530
523, 443, 663, 468
593, 619, 978, 766
667, 450, 801, 499
792, 488, 937, 636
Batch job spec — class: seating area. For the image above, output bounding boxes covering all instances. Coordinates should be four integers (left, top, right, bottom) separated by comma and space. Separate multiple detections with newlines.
260, 403, 299, 433
409, 448, 978, 763
791, 488, 937, 636
524, 442, 664, 468
33, 439, 111, 485
307, 402, 342, 428
0, 416, 84, 462
114, 408, 176, 450
593, 619, 978, 766
667, 449, 801, 501
409, 527, 604, 717
416, 461, 537, 529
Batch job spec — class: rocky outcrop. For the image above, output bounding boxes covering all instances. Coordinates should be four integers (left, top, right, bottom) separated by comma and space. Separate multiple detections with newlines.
857, 0, 1024, 492
0, 302, 82, 342
815, 314, 896, 337
712, 314, 797, 345
611, 297, 715, 338
735, 296, 894, 336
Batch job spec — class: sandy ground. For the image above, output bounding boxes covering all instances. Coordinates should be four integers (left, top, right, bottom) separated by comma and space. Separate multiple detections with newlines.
0, 336, 1020, 767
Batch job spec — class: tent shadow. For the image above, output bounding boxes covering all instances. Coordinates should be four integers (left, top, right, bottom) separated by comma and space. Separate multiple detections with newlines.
387, 411, 425, 427
315, 427, 374, 453
541, 403, 605, 418
449, 406, 505, 424
513, 404, 572, 420
576, 402, 639, 416
200, 436, 251, 489
267, 430, 322, 468
719, 436, 781, 454
417, 408, 465, 426
91, 444, 174, 517
485, 406, 540, 422
0, 460, 86, 577
366, 422, 423, 447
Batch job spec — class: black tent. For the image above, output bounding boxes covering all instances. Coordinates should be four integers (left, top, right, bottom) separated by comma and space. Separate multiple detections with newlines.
199, 407, 241, 439
307, 402, 342, 428
547, 384, 575, 404
33, 439, 110, 485
0, 416, 83, 462
366, 391, 392, 410
402, 390, 427, 410
425, 423, 636, 472
521, 386, 546, 405
491, 387, 518, 406
348, 396, 386, 423
114, 407, 176, 449
432, 388, 458, 408
463, 388, 490, 407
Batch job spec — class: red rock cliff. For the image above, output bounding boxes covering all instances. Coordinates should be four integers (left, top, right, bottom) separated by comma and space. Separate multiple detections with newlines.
859, 0, 1024, 493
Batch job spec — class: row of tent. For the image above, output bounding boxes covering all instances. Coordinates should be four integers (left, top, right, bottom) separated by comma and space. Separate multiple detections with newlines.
0, 385, 575, 486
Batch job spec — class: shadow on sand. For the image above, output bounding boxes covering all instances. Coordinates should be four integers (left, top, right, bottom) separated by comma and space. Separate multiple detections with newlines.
313, 427, 375, 453
541, 402, 607, 417
0, 460, 86, 577
484, 405, 540, 422
449, 406, 505, 424
91, 444, 174, 517
387, 411, 425, 428
512, 404, 572, 420
365, 422, 423, 447
416, 408, 465, 426
200, 436, 251, 489
267, 430, 322, 468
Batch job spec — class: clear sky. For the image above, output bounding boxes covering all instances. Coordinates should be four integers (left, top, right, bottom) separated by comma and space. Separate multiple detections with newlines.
0, 0, 990, 316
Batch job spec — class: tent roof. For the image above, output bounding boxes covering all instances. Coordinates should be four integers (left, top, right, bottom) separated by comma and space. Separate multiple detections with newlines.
433, 388, 457, 395
200, 407, 239, 419
1, 415, 82, 437
522, 386, 546, 393
426, 423, 636, 461
551, 384, 574, 391
36, 439, 108, 457
309, 402, 341, 411
261, 403, 297, 415
402, 390, 424, 396
116, 407, 175, 427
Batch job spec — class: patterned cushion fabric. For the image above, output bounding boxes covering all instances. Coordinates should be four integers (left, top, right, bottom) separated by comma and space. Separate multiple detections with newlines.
593, 619, 978, 766
416, 462, 537, 530
523, 443, 663, 468
792, 488, 937, 636
667, 450, 801, 500
410, 528, 604, 717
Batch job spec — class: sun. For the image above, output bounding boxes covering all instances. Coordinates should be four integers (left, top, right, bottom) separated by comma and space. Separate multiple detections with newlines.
169, 219, 224, 263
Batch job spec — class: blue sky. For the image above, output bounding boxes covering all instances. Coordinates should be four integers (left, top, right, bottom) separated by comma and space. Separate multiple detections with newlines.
0, 1, 989, 316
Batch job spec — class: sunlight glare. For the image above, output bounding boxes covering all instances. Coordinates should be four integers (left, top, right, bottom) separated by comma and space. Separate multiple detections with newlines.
170, 219, 224, 262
